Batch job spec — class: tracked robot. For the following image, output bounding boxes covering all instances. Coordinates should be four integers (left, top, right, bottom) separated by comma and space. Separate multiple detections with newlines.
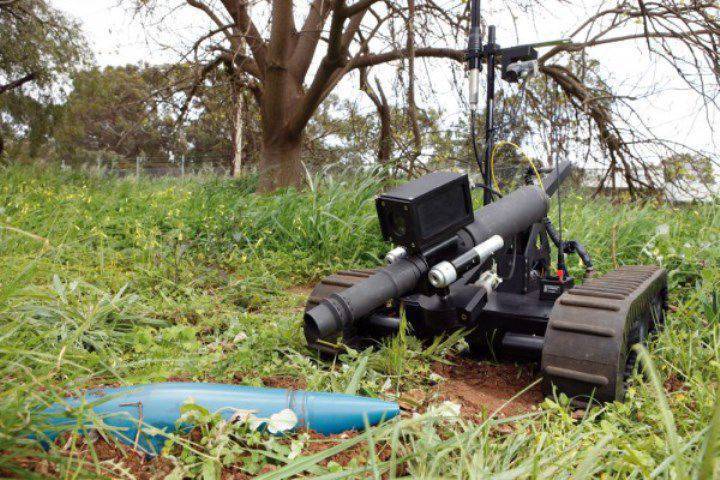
302, 1, 668, 403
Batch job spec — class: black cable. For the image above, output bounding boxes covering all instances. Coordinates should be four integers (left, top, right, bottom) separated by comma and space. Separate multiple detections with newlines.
544, 217, 594, 273
470, 110, 502, 198
494, 80, 529, 138
472, 182, 503, 197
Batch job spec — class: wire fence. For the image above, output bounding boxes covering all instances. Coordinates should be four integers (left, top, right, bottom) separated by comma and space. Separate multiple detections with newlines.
60, 155, 234, 178
58, 154, 717, 202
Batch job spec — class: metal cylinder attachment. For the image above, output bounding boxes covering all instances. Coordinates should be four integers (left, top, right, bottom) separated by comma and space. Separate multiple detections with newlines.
428, 235, 505, 288
385, 246, 408, 264
428, 261, 457, 288
469, 69, 480, 110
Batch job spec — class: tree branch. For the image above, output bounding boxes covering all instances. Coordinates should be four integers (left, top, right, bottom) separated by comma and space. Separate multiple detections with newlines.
286, 1, 355, 137
0, 72, 37, 95
289, 0, 332, 81
186, 0, 234, 44
350, 47, 464, 69
341, 0, 383, 17
541, 29, 715, 62
219, 0, 268, 74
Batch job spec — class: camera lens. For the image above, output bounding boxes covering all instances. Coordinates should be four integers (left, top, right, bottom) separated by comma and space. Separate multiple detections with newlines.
390, 210, 406, 237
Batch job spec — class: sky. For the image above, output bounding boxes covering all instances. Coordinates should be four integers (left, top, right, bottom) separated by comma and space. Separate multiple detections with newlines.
50, 0, 717, 162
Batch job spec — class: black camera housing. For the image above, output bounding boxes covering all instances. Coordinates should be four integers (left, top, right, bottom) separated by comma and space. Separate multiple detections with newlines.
375, 172, 474, 252
500, 45, 538, 83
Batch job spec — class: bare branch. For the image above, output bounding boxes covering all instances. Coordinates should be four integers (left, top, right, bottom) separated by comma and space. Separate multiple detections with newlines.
0, 72, 37, 95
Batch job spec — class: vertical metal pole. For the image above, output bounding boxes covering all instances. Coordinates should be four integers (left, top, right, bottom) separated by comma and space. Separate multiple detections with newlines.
482, 25, 497, 206
467, 0, 483, 110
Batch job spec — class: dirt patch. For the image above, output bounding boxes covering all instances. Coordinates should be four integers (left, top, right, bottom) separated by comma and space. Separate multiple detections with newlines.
10, 436, 174, 480
287, 285, 314, 298
287, 284, 314, 313
261, 375, 308, 390
664, 372, 687, 393
228, 371, 308, 390
432, 357, 543, 418
91, 438, 175, 479
298, 430, 392, 469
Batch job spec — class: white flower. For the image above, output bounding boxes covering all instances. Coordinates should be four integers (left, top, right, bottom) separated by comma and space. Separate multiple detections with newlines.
427, 401, 461, 418
267, 409, 298, 433
656, 224, 670, 236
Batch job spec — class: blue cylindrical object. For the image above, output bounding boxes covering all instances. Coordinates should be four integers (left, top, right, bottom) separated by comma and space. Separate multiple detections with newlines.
40, 383, 399, 454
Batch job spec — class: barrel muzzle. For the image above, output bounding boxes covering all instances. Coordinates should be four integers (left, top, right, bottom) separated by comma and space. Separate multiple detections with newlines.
304, 301, 343, 344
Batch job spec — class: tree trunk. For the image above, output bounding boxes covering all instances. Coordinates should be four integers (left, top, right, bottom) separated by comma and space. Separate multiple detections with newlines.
258, 46, 306, 192
375, 84, 392, 165
258, 135, 304, 191
233, 94, 244, 178
360, 70, 392, 166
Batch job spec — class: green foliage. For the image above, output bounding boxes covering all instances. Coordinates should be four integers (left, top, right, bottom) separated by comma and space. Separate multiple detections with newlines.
0, 0, 85, 89
179, 66, 247, 163
662, 153, 717, 188
0, 0, 88, 157
54, 65, 177, 161
0, 164, 718, 478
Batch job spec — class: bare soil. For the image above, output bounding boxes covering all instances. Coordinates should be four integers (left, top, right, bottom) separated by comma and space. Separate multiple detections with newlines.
287, 285, 314, 298
10, 435, 174, 480
432, 357, 544, 418
260, 375, 308, 390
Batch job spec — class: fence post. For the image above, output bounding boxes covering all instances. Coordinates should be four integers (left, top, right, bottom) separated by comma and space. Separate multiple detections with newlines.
136, 156, 141, 179
180, 155, 185, 177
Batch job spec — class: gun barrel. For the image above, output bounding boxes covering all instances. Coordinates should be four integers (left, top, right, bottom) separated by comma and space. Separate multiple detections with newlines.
304, 185, 550, 345
461, 185, 549, 247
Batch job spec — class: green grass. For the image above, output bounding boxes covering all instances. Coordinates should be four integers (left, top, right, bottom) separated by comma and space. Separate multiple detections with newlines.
0, 164, 719, 478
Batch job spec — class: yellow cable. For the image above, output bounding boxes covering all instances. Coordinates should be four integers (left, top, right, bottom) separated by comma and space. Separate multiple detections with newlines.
490, 140, 544, 193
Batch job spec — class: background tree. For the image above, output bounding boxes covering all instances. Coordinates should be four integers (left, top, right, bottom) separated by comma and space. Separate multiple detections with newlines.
54, 65, 177, 163
535, 0, 719, 196
51, 64, 400, 174
0, 0, 86, 157
662, 153, 716, 196
132, 0, 464, 191
130, 0, 718, 194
